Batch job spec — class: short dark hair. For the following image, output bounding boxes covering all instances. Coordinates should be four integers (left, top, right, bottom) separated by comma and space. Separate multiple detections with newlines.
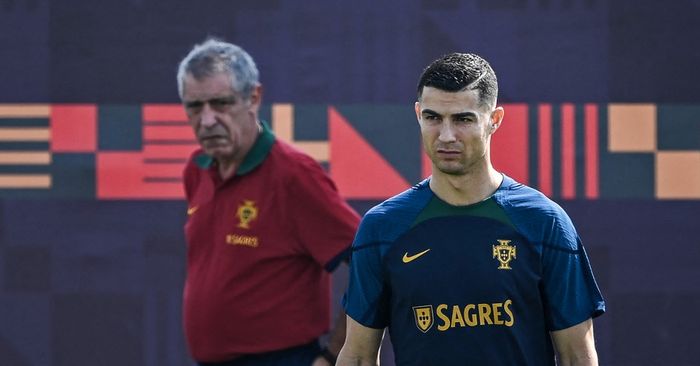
417, 53, 498, 108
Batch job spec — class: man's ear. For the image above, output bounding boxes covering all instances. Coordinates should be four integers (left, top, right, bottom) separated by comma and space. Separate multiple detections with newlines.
415, 101, 422, 125
248, 85, 263, 109
490, 106, 504, 133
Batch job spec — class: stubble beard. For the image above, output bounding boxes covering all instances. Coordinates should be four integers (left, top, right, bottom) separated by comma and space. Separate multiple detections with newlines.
434, 160, 467, 176
432, 150, 486, 177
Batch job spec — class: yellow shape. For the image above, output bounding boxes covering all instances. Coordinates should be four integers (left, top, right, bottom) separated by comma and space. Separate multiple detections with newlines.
402, 249, 431, 263
271, 103, 329, 162
0, 152, 51, 164
294, 141, 329, 161
608, 104, 656, 152
272, 103, 294, 141
0, 104, 50, 118
0, 174, 52, 188
656, 151, 700, 199
0, 128, 50, 141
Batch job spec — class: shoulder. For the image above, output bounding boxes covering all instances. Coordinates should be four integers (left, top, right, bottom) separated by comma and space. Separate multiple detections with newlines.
365, 180, 432, 220
265, 141, 348, 204
356, 180, 433, 244
267, 140, 323, 176
495, 175, 578, 249
182, 149, 210, 201
183, 148, 209, 180
496, 176, 567, 217
184, 148, 205, 171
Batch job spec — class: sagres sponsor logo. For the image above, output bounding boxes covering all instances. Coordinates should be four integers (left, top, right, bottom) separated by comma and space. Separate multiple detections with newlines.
414, 300, 514, 333
226, 234, 259, 248
412, 305, 434, 333
236, 200, 258, 229
492, 239, 516, 270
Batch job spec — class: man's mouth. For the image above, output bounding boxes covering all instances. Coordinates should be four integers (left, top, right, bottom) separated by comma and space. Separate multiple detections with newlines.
200, 134, 226, 141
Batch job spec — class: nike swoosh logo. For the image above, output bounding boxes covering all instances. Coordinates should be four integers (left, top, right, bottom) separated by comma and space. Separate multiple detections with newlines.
187, 206, 198, 215
402, 249, 431, 263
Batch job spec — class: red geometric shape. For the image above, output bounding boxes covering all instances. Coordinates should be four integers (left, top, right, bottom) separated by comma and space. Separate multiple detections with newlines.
50, 104, 97, 152
560, 103, 576, 199
143, 144, 199, 159
492, 103, 529, 185
538, 104, 553, 197
142, 104, 188, 122
143, 125, 195, 141
584, 104, 600, 199
97, 152, 184, 199
328, 106, 410, 199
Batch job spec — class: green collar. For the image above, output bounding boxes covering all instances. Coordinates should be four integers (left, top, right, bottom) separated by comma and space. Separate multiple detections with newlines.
195, 120, 276, 176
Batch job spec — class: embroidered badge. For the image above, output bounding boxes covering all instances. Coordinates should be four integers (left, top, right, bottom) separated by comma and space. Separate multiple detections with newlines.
492, 239, 517, 270
412, 305, 434, 333
236, 200, 258, 229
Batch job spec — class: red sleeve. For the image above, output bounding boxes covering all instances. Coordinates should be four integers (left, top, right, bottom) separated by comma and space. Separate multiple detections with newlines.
289, 155, 360, 270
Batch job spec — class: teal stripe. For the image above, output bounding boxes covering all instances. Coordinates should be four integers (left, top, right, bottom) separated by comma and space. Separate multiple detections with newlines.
0, 118, 49, 127
412, 195, 516, 230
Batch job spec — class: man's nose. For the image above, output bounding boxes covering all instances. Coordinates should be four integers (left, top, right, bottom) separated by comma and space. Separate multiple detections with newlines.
438, 123, 457, 142
200, 104, 217, 128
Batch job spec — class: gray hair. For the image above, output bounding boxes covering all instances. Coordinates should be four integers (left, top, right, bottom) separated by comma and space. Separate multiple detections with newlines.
177, 39, 260, 99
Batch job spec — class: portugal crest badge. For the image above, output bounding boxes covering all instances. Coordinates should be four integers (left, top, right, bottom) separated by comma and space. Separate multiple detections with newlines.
236, 200, 258, 229
492, 239, 516, 270
412, 305, 434, 333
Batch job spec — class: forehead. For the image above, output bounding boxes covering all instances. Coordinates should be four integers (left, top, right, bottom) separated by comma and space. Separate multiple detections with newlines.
418, 87, 485, 115
182, 72, 236, 100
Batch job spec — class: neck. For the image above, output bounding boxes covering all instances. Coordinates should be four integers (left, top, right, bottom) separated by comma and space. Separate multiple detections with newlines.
216, 120, 263, 181
429, 163, 502, 205
217, 161, 237, 180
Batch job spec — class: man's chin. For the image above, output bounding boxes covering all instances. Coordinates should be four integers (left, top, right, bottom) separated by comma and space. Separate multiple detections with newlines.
203, 146, 234, 160
435, 162, 467, 176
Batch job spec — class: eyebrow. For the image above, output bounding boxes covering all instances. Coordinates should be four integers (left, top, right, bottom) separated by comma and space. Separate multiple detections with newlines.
183, 96, 237, 108
452, 112, 478, 119
421, 109, 478, 119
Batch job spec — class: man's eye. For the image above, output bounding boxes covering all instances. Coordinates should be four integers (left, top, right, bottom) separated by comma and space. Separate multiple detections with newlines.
455, 116, 475, 123
185, 101, 204, 110
210, 98, 235, 108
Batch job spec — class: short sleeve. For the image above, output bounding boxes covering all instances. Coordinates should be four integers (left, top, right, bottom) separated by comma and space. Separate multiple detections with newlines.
342, 213, 391, 329
289, 156, 360, 270
541, 217, 606, 331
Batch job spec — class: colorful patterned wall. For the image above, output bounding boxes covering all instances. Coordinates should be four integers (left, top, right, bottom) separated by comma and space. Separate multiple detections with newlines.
1, 103, 698, 200
2, 0, 700, 365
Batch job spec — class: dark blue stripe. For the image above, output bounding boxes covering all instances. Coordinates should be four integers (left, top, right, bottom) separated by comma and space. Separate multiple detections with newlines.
575, 104, 586, 199
0, 166, 50, 174
551, 104, 561, 199
0, 118, 49, 127
528, 103, 539, 189
0, 142, 49, 150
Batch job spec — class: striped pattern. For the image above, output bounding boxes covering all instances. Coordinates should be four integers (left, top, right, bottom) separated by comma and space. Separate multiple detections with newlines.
96, 105, 191, 198
0, 105, 52, 189
528, 103, 600, 200
141, 104, 193, 182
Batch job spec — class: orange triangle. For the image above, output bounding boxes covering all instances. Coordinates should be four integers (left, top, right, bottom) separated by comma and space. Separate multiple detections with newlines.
329, 106, 410, 199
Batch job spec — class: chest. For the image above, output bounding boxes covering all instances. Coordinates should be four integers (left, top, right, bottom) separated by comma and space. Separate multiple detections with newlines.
385, 215, 542, 302
184, 173, 301, 259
